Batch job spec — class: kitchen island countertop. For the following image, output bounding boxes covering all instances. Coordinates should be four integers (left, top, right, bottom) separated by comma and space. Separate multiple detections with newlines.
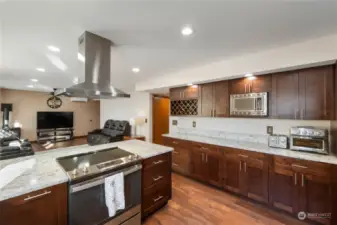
0, 140, 173, 202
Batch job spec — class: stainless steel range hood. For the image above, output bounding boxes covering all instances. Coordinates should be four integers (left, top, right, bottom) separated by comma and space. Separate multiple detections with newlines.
54, 31, 130, 99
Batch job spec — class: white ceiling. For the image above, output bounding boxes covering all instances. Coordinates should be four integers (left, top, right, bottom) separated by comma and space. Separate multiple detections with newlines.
1, 1, 337, 93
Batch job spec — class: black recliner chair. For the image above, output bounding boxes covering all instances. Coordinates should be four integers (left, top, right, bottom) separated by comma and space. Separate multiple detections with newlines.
87, 120, 131, 146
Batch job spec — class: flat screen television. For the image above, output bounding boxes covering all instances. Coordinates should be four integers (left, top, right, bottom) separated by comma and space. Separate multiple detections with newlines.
37, 112, 74, 129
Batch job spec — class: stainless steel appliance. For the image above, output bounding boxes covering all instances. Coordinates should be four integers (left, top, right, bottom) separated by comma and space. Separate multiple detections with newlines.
290, 127, 328, 154
57, 148, 142, 225
268, 135, 288, 149
230, 92, 268, 116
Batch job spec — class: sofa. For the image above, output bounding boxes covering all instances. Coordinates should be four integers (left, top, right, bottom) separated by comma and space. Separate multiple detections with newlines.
87, 120, 131, 146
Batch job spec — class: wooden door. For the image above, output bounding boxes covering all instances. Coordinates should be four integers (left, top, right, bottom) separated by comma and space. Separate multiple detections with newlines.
183, 86, 199, 99
205, 153, 222, 187
213, 81, 229, 117
199, 83, 214, 117
243, 158, 269, 203
229, 78, 249, 94
223, 154, 241, 194
169, 87, 184, 100
0, 184, 67, 225
269, 166, 299, 214
271, 71, 299, 119
152, 96, 169, 145
299, 66, 334, 120
190, 149, 207, 181
251, 74, 272, 93
299, 173, 332, 224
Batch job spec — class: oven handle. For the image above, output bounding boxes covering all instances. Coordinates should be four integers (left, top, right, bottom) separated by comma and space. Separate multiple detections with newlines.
70, 164, 142, 193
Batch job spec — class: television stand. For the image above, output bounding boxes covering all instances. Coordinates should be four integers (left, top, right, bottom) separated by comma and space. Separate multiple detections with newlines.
37, 128, 74, 144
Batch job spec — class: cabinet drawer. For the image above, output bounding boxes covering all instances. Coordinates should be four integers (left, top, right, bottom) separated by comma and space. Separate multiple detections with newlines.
143, 162, 170, 189
172, 153, 189, 174
142, 179, 170, 211
172, 146, 189, 158
163, 137, 189, 147
143, 153, 170, 171
191, 142, 220, 155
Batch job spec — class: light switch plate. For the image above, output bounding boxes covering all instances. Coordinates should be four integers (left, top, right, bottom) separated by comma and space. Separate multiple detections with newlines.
172, 120, 178, 126
192, 121, 196, 128
267, 126, 273, 135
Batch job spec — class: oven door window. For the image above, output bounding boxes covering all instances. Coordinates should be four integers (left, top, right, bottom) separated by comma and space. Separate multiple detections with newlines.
69, 170, 141, 225
292, 138, 323, 149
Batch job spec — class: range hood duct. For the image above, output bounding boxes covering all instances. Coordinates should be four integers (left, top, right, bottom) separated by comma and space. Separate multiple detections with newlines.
54, 31, 130, 99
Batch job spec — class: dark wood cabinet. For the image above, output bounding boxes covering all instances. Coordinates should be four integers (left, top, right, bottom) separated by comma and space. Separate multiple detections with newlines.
299, 66, 334, 120
270, 156, 333, 224
223, 149, 269, 203
0, 183, 68, 225
271, 71, 299, 119
198, 83, 214, 117
229, 75, 271, 94
142, 152, 172, 219
213, 81, 229, 117
199, 81, 229, 117
170, 86, 199, 100
272, 65, 334, 120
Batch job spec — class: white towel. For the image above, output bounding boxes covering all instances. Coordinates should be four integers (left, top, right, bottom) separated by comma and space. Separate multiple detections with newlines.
104, 172, 125, 217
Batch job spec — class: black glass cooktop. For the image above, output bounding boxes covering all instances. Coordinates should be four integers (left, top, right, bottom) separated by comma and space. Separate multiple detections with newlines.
56, 147, 134, 172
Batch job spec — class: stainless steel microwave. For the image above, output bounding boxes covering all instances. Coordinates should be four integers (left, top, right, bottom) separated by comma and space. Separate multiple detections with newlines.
230, 92, 268, 116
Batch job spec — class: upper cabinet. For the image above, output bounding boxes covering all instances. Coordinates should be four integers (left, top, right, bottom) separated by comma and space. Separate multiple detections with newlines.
169, 65, 335, 120
198, 81, 229, 117
272, 66, 334, 120
298, 66, 334, 120
170, 86, 199, 100
229, 75, 271, 94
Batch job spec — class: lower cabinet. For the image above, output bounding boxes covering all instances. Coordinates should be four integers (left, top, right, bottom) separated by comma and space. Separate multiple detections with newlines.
0, 183, 68, 225
141, 152, 172, 219
163, 136, 335, 225
223, 149, 270, 203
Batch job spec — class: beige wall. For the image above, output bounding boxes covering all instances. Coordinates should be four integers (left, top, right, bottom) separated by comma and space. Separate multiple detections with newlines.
0, 88, 100, 141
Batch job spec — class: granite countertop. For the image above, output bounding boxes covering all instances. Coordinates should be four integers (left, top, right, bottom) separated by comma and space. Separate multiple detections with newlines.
163, 133, 337, 165
0, 140, 173, 202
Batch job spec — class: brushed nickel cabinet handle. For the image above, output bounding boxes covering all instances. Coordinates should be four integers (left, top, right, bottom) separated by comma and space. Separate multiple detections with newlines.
294, 173, 297, 186
201, 147, 209, 150
153, 176, 163, 181
239, 161, 242, 171
172, 141, 178, 144
238, 154, 248, 158
301, 174, 305, 187
153, 160, 164, 165
153, 195, 164, 203
173, 150, 179, 154
244, 162, 247, 172
172, 163, 179, 167
245, 84, 247, 93
291, 164, 308, 169
24, 190, 51, 201
205, 154, 208, 163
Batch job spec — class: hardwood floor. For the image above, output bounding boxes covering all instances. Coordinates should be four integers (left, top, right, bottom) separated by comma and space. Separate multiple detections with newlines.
32, 137, 88, 152
143, 173, 308, 225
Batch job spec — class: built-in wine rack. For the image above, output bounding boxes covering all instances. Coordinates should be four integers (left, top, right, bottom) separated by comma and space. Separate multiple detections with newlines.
170, 99, 198, 116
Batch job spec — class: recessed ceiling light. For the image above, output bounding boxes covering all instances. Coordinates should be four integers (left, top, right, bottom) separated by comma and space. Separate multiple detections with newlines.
31, 79, 38, 82
245, 73, 253, 77
27, 85, 34, 88
132, 67, 140, 73
181, 26, 194, 36
48, 45, 60, 52
36, 68, 45, 72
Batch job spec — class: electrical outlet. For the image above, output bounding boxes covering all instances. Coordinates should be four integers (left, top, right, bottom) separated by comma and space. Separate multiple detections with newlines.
192, 121, 196, 128
172, 120, 178, 126
267, 126, 273, 135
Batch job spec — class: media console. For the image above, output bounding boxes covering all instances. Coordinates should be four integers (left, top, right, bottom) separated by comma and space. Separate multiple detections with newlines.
36, 128, 74, 143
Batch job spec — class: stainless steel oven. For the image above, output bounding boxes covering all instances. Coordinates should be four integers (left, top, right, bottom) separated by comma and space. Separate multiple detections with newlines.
69, 164, 142, 225
290, 127, 328, 155
230, 92, 268, 116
